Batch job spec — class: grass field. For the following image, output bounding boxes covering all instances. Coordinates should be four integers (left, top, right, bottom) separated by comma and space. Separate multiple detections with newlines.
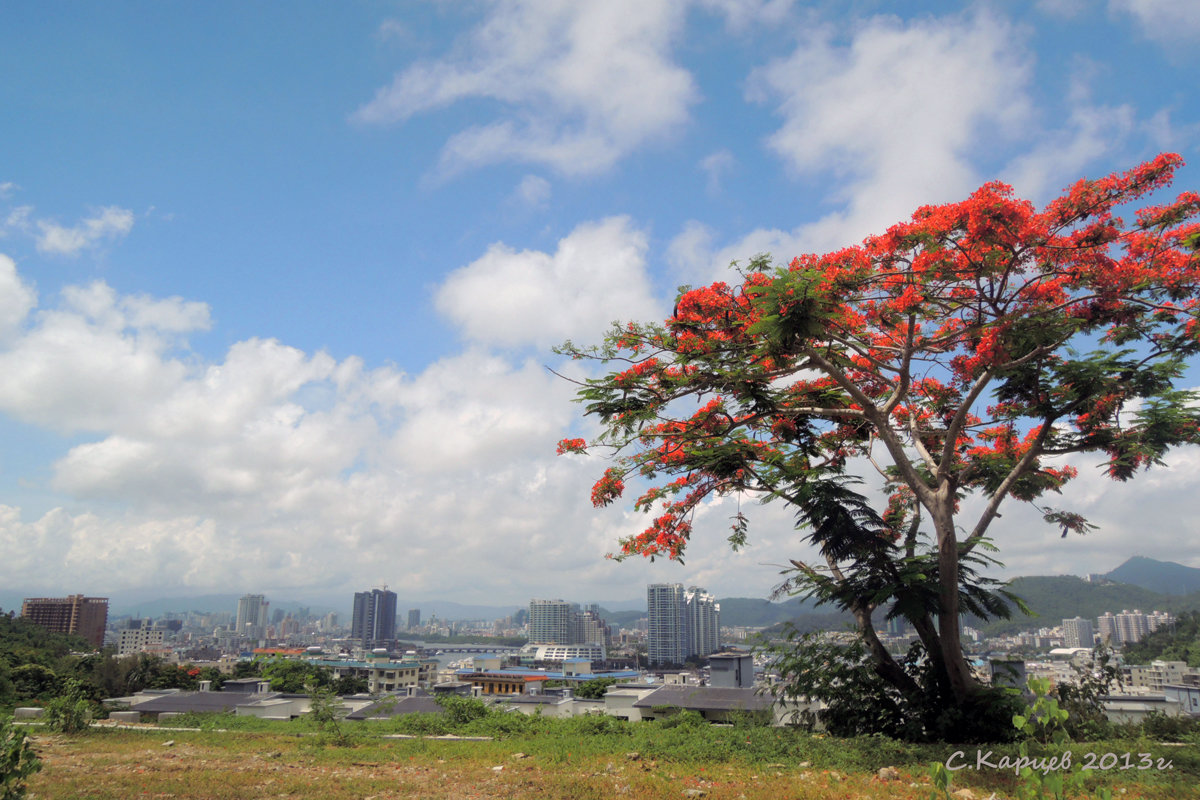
18, 719, 1200, 800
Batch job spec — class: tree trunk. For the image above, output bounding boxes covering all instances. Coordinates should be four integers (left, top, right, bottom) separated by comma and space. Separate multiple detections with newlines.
852, 604, 921, 698
931, 494, 978, 704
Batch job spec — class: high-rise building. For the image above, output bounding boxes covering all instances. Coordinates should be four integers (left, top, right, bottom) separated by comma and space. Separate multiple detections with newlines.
408, 608, 421, 630
352, 588, 398, 649
1062, 616, 1094, 649
647, 583, 720, 665
528, 599, 573, 644
573, 604, 611, 648
1097, 612, 1118, 644
686, 586, 720, 658
20, 595, 109, 647
1116, 609, 1151, 644
235, 594, 269, 640
647, 584, 687, 665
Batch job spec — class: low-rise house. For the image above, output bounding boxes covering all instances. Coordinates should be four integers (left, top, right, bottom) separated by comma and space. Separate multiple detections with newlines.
345, 687, 444, 720
501, 687, 605, 719
1100, 694, 1184, 725
630, 685, 773, 724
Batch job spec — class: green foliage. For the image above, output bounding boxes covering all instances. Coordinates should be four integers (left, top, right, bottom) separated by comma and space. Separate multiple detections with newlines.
572, 677, 618, 699
259, 657, 333, 693
1123, 610, 1200, 666
1140, 710, 1200, 743
0, 614, 91, 671
8, 665, 58, 702
0, 716, 41, 800
331, 675, 369, 695
42, 679, 94, 734
305, 683, 353, 747
763, 626, 1022, 743
433, 694, 488, 726
1052, 645, 1122, 739
1009, 677, 1113, 800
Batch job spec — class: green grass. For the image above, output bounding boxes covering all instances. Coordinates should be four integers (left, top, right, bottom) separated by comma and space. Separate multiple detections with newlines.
49, 709, 1194, 800
23, 722, 1200, 800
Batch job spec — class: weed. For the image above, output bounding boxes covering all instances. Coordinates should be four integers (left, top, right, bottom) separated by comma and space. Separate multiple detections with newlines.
1, 716, 41, 800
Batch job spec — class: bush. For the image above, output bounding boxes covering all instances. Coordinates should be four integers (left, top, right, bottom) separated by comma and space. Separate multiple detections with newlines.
765, 628, 1021, 743
0, 716, 41, 800
42, 679, 94, 734
305, 684, 353, 747
434, 695, 488, 726
1141, 710, 1200, 743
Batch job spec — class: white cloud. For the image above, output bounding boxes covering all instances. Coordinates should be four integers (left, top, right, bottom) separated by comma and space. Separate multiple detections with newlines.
748, 11, 1033, 242
35, 206, 135, 256
700, 149, 735, 195
353, 0, 696, 175
696, 0, 797, 31
1001, 63, 1136, 201
1110, 0, 1200, 45
0, 254, 36, 343
434, 216, 664, 348
0, 252, 745, 602
514, 174, 552, 207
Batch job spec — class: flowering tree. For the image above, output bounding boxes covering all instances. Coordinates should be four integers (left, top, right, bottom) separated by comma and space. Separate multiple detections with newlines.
557, 154, 1200, 716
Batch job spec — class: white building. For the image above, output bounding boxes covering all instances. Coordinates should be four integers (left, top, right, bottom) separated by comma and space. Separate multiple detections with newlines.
647, 583, 720, 666
117, 627, 166, 657
1062, 617, 1095, 649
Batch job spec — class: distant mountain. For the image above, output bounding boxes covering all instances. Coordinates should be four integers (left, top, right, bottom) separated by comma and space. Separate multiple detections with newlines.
1104, 556, 1200, 595
716, 596, 829, 628
983, 575, 1200, 636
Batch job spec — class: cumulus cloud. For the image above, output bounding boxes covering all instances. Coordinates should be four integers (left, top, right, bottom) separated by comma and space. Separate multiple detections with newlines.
434, 216, 664, 348
36, 206, 135, 256
0, 281, 209, 432
1111, 0, 1200, 45
0, 254, 36, 343
353, 0, 696, 175
748, 11, 1033, 243
0, 231, 773, 602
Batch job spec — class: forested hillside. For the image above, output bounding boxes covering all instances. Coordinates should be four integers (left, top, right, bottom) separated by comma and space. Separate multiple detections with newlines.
982, 577, 1200, 636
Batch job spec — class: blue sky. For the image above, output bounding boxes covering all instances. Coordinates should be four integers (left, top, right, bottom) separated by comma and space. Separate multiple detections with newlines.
2, 0, 1198, 609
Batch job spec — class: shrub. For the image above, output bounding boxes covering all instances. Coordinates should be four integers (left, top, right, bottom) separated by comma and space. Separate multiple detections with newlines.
0, 716, 41, 800
42, 679, 93, 734
306, 684, 353, 747
434, 695, 488, 726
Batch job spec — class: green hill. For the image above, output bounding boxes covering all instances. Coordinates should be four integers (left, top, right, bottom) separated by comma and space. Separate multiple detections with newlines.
1105, 556, 1200, 595
983, 575, 1200, 636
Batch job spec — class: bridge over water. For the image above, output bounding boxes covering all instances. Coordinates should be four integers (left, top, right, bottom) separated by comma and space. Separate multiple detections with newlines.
426, 644, 523, 654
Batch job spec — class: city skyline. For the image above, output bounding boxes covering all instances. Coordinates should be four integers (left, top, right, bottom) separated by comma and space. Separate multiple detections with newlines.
2, 3, 1199, 604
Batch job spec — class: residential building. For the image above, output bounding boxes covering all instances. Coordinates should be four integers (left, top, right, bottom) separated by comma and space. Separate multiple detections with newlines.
235, 594, 269, 640
528, 599, 573, 644
527, 600, 611, 649
686, 586, 720, 658
647, 583, 720, 666
647, 583, 687, 665
407, 608, 421, 630
20, 595, 108, 647
1098, 613, 1119, 644
1116, 609, 1151, 644
1062, 617, 1095, 649
351, 588, 397, 649
117, 626, 166, 657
